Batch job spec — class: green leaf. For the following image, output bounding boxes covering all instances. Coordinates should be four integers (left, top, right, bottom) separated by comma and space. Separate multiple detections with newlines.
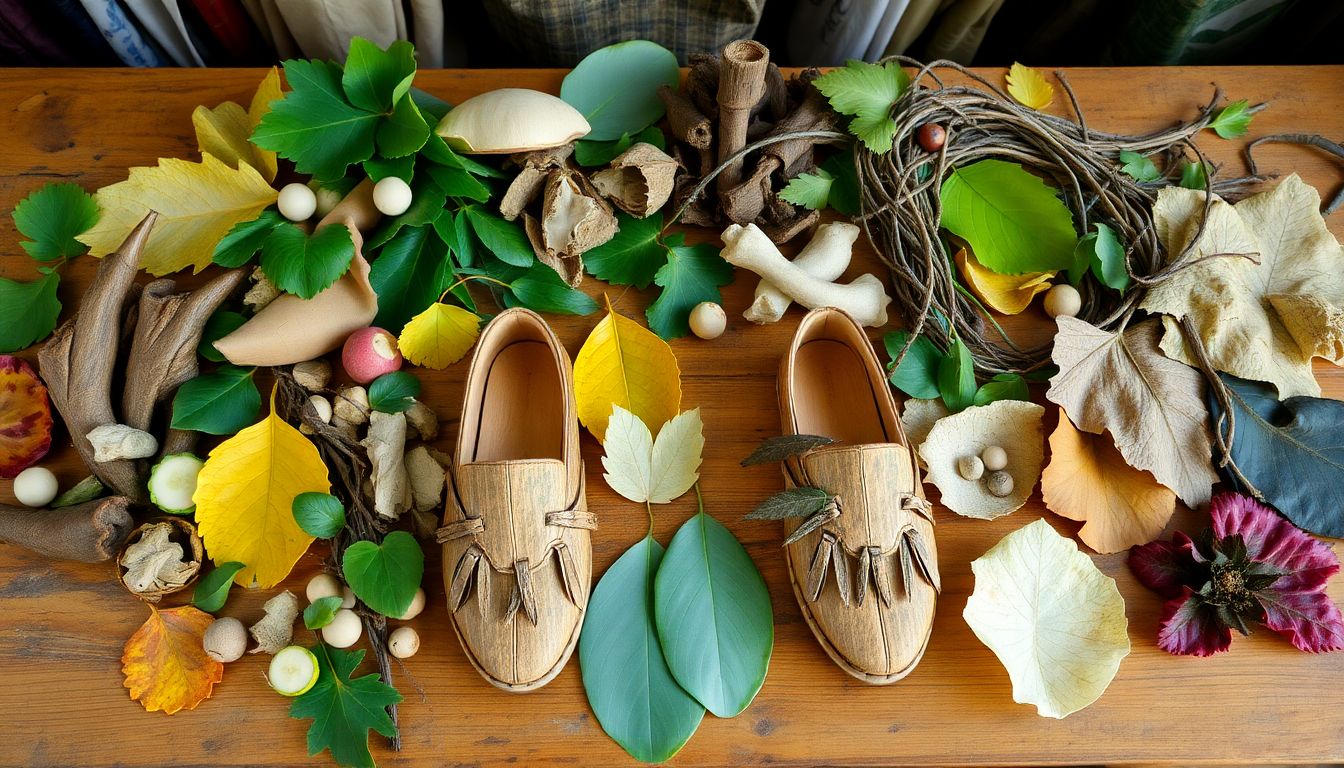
341, 530, 425, 618
646, 236, 734, 339
260, 221, 356, 299
367, 179, 447, 249
884, 331, 942, 400
50, 475, 105, 508
424, 165, 490, 203
342, 37, 417, 114
778, 169, 834, 211
579, 535, 704, 763
363, 154, 415, 184
290, 643, 402, 768
940, 159, 1078, 274
0, 271, 61, 353
421, 134, 505, 178
655, 510, 773, 717
745, 487, 830, 519
506, 262, 599, 315
410, 87, 451, 122
367, 371, 420, 414
304, 595, 345, 630
582, 212, 666, 288
1208, 374, 1344, 538
368, 225, 453, 333
972, 373, 1029, 407
293, 491, 347, 539
436, 208, 477, 267
1179, 160, 1209, 190
213, 209, 285, 268
12, 182, 98, 261
252, 58, 379, 182
170, 365, 262, 435
819, 152, 860, 216
376, 94, 430, 158
741, 434, 834, 466
192, 561, 246, 613
464, 205, 533, 267
574, 126, 666, 167
938, 336, 976, 413
1117, 150, 1161, 183
560, 40, 680, 141
1071, 222, 1129, 290
1209, 99, 1253, 139
813, 60, 910, 154
197, 310, 247, 362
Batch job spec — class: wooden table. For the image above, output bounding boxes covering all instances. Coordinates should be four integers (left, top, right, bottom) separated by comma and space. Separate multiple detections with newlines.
1, 65, 1343, 768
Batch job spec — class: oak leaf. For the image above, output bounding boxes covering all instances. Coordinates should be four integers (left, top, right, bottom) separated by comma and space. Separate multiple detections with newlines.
574, 299, 681, 442
954, 247, 1055, 315
193, 67, 282, 182
122, 606, 224, 714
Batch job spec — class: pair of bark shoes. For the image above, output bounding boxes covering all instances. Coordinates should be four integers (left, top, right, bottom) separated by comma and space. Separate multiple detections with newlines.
437, 308, 594, 692
776, 307, 941, 684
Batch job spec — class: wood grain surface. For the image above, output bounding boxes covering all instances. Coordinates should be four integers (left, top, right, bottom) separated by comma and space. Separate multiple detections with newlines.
1, 65, 1343, 768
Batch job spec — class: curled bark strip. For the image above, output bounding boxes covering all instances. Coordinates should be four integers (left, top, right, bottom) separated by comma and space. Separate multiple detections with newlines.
1245, 133, 1344, 214
0, 497, 134, 563
658, 85, 712, 149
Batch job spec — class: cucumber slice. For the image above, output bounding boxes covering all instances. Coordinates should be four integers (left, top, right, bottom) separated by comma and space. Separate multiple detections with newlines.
268, 645, 320, 697
148, 453, 204, 514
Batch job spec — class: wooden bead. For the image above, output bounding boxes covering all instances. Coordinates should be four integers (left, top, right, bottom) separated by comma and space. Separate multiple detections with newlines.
917, 123, 946, 152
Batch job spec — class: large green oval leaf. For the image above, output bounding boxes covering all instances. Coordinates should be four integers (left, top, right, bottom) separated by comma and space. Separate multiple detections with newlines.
580, 535, 703, 763
342, 531, 424, 618
939, 159, 1078, 275
560, 41, 680, 141
654, 511, 773, 717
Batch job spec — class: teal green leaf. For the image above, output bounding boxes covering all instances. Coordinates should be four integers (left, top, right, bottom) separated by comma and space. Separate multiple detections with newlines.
341, 530, 425, 618
170, 365, 261, 435
813, 60, 910, 154
368, 371, 421, 414
1117, 150, 1161, 183
191, 561, 246, 613
580, 535, 704, 763
574, 126, 666, 167
1208, 374, 1344, 538
12, 182, 98, 261
820, 151, 860, 216
198, 311, 248, 362
560, 40, 680, 141
506, 262, 599, 316
938, 336, 976, 413
213, 209, 285, 268
0, 271, 61, 353
884, 330, 942, 400
778, 169, 833, 211
252, 58, 379, 182
1209, 99, 1253, 139
582, 212, 666, 289
939, 159, 1078, 274
646, 236, 734, 339
342, 37, 417, 113
260, 221, 356, 299
410, 87, 451, 122
304, 595, 345, 630
363, 154, 415, 184
376, 95, 430, 158
972, 373, 1030, 407
368, 225, 453, 333
290, 644, 402, 768
424, 165, 490, 203
1071, 222, 1129, 290
293, 491, 347, 539
1179, 160, 1209, 190
464, 205, 533, 267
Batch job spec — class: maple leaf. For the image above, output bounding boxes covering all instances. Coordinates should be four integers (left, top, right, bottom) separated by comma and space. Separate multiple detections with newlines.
290, 643, 401, 768
122, 606, 224, 714
251, 58, 380, 182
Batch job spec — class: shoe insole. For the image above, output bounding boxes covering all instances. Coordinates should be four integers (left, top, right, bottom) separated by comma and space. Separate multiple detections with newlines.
792, 339, 888, 445
473, 340, 564, 462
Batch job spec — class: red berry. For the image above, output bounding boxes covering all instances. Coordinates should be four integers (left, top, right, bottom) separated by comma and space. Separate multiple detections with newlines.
917, 123, 946, 152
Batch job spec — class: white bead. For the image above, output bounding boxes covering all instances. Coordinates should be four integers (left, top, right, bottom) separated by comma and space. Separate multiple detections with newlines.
689, 302, 726, 340
277, 182, 318, 222
305, 573, 341, 603
1044, 284, 1082, 319
397, 587, 425, 620
981, 445, 1008, 472
13, 466, 58, 508
388, 626, 420, 659
372, 176, 413, 216
341, 585, 356, 609
322, 609, 363, 648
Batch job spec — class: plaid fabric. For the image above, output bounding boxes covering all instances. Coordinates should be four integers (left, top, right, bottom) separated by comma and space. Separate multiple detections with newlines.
482, 0, 766, 65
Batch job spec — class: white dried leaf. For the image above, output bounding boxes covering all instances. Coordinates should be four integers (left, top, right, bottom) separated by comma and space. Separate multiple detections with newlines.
601, 406, 703, 504
918, 400, 1044, 520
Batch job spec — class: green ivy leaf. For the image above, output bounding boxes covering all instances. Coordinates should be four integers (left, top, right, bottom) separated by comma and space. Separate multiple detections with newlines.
367, 371, 421, 414
192, 561, 246, 613
197, 310, 247, 362
170, 365, 262, 435
260, 221, 356, 299
573, 126, 666, 167
884, 331, 942, 400
293, 492, 347, 538
940, 159, 1078, 274
376, 94, 430, 158
1209, 99, 1253, 139
1071, 222, 1129, 290
1117, 150, 1161, 183
561, 40, 680, 141
938, 336, 976, 413
12, 182, 98, 261
506, 262, 599, 315
342, 37, 417, 113
341, 530, 424, 618
646, 236, 734, 340
778, 169, 834, 211
252, 58, 379, 182
0, 271, 61, 353
972, 373, 1030, 407
368, 225, 453, 333
582, 212, 666, 288
304, 595, 346, 630
813, 60, 910, 154
1179, 160, 1209, 190
290, 643, 402, 768
464, 205, 533, 267
213, 209, 285, 268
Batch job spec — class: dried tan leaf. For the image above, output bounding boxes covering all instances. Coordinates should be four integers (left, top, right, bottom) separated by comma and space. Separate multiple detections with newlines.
918, 400, 1044, 520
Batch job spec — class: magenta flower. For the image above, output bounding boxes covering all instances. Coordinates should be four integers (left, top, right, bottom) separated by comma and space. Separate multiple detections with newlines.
1129, 492, 1344, 656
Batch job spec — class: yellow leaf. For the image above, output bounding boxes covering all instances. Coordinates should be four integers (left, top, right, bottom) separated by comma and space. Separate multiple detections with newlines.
122, 606, 223, 715
1006, 62, 1054, 110
193, 68, 281, 183
954, 247, 1055, 315
78, 153, 279, 276
1041, 411, 1177, 554
574, 297, 681, 443
193, 386, 330, 588
398, 302, 481, 369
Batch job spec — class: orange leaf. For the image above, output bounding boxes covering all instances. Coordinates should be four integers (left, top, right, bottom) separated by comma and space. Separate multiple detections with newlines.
1042, 410, 1177, 554
122, 605, 224, 714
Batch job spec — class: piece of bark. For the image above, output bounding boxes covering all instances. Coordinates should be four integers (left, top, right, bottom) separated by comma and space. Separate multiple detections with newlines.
0, 497, 134, 563
761, 85, 839, 177
722, 158, 779, 224
760, 63, 789, 121
758, 193, 820, 244
672, 172, 720, 228
591, 143, 679, 218
716, 40, 771, 196
658, 85, 712, 149
686, 53, 720, 120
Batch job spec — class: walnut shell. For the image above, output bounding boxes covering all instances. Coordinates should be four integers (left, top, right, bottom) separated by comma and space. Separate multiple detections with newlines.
117, 518, 203, 602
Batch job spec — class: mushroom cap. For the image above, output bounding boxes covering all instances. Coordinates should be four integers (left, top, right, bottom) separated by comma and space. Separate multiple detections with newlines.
436, 88, 590, 154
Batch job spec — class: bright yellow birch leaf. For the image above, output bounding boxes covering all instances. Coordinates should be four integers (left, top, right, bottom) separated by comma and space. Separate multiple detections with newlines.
1006, 63, 1054, 110
78, 153, 278, 275
192, 67, 282, 182
574, 297, 681, 442
122, 605, 223, 715
398, 302, 481, 369
1042, 410, 1176, 554
954, 248, 1056, 314
193, 386, 330, 588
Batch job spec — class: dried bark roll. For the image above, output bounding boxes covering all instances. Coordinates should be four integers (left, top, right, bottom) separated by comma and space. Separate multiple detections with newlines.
715, 40, 771, 196
658, 85, 712, 149
0, 497, 135, 563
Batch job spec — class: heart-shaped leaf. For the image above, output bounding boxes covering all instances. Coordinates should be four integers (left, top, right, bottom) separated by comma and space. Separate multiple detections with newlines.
293, 492, 346, 539
191, 561, 246, 613
342, 531, 424, 618
260, 221, 356, 299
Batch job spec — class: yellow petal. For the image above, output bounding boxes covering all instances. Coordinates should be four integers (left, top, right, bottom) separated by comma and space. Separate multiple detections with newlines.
955, 248, 1055, 314
574, 297, 681, 442
1006, 62, 1054, 110
121, 606, 223, 715
398, 302, 481, 369
192, 68, 280, 182
79, 153, 278, 275
193, 386, 330, 588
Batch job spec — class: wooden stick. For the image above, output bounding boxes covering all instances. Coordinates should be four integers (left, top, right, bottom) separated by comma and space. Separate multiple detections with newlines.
0, 497, 134, 562
715, 40, 770, 196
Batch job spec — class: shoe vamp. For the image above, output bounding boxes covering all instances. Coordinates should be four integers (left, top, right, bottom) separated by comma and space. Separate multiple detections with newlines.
793, 443, 922, 557
456, 459, 571, 568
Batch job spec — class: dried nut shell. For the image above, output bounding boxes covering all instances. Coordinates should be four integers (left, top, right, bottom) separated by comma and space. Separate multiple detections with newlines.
957, 454, 985, 481
117, 518, 203, 602
333, 386, 370, 426
523, 212, 583, 288
292, 359, 332, 391
542, 170, 617, 258
436, 88, 590, 154
590, 142, 679, 218
918, 400, 1045, 520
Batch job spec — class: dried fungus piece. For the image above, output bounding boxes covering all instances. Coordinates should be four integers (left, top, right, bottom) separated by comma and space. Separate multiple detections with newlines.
248, 590, 300, 654
362, 410, 410, 519
591, 142, 678, 218
541, 169, 617, 258
0, 356, 53, 479
899, 398, 948, 460
499, 144, 574, 221
918, 400, 1044, 519
118, 519, 203, 601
